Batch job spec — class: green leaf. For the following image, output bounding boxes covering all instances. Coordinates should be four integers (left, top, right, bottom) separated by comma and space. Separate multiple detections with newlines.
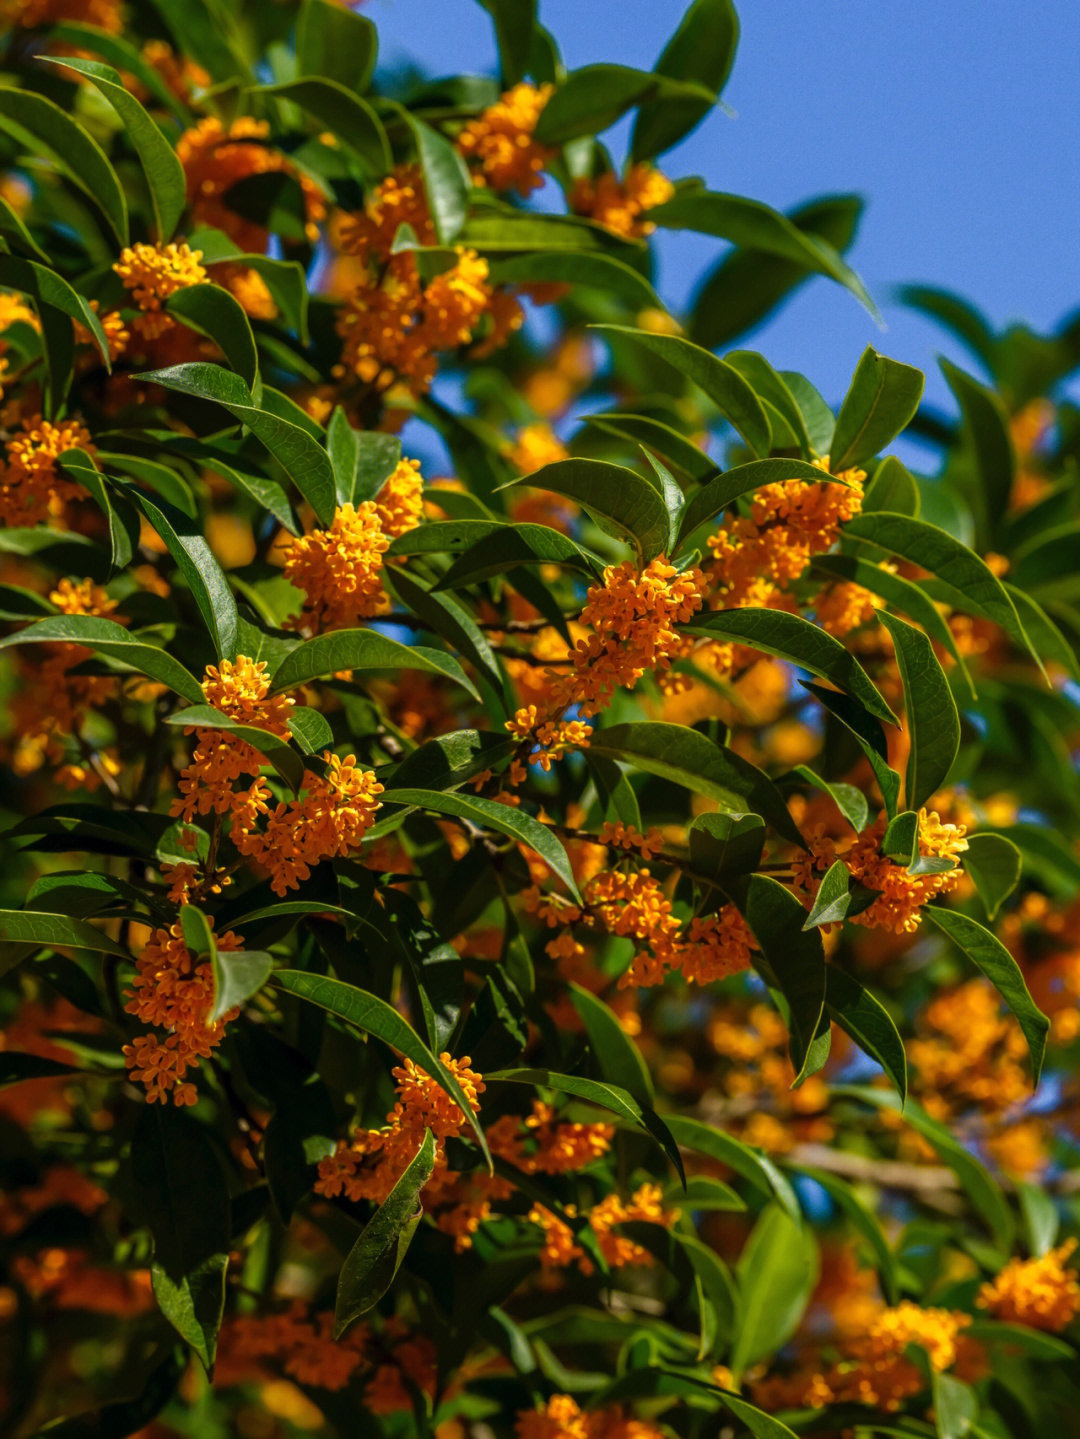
726, 350, 813, 455
383, 788, 579, 902
0, 86, 128, 245
677, 1176, 746, 1211
931, 1370, 978, 1439
430, 522, 602, 588
334, 1129, 435, 1337
842, 512, 1040, 671
47, 21, 192, 122
789, 765, 869, 833
923, 906, 1048, 1084
56, 450, 138, 570
0, 1052, 83, 1086
689, 195, 865, 353
1016, 1179, 1059, 1258
125, 485, 238, 660
941, 358, 1015, 546
484, 1068, 683, 1182
722, 874, 826, 1080
731, 1204, 818, 1376
272, 970, 489, 1159
41, 56, 185, 241
588, 722, 805, 848
0, 254, 109, 370
863, 454, 922, 516
138, 363, 336, 526
209, 951, 274, 1026
830, 347, 925, 469
151, 1256, 228, 1374
715, 1391, 800, 1439
165, 707, 307, 792
475, 0, 537, 86
130, 1106, 230, 1367
688, 811, 765, 884
568, 983, 654, 1105
269, 629, 480, 701
0, 615, 204, 704
0, 187, 49, 261
879, 610, 960, 808
533, 64, 714, 146
385, 568, 506, 701
595, 326, 772, 457
487, 249, 662, 310
326, 409, 400, 507
825, 965, 907, 1100
297, 0, 378, 93
811, 552, 973, 694
687, 607, 898, 726
252, 80, 390, 175
802, 857, 854, 929
582, 411, 717, 483
964, 1319, 1074, 1362
963, 833, 1022, 922
166, 284, 259, 391
793, 1161, 900, 1303
664, 1115, 800, 1218
836, 1086, 1014, 1249
650, 189, 875, 318
0, 910, 129, 978
803, 680, 901, 818
677, 457, 840, 545
399, 110, 471, 244
501, 458, 670, 563
631, 0, 738, 159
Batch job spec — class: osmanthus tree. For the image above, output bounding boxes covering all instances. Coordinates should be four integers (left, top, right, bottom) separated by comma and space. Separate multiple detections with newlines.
1, 0, 1079, 1435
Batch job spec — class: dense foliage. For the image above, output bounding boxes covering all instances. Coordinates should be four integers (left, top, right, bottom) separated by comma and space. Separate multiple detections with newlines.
2, 1, 1080, 1436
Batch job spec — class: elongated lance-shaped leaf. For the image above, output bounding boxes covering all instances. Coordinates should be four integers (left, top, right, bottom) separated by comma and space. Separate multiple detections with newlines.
879, 609, 960, 808
269, 629, 479, 701
166, 285, 259, 391
0, 614, 204, 704
830, 347, 925, 469
499, 457, 670, 564
334, 1129, 435, 1337
271, 970, 489, 1161
677, 457, 846, 545
137, 363, 336, 526
41, 56, 186, 241
0, 910, 129, 977
824, 965, 907, 1101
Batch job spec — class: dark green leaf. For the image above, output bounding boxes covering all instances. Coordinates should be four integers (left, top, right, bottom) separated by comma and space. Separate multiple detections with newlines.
595, 325, 772, 457
589, 722, 805, 847
923, 906, 1048, 1083
271, 970, 489, 1158
631, 0, 738, 159
269, 628, 479, 701
253, 79, 390, 174
0, 86, 128, 244
501, 458, 670, 563
383, 787, 579, 901
475, 0, 537, 86
569, 982, 654, 1105
533, 64, 714, 146
166, 284, 259, 390
962, 833, 1022, 922
941, 358, 1015, 546
138, 363, 336, 526
488, 249, 662, 310
164, 707, 307, 791
41, 56, 185, 241
802, 680, 901, 818
296, 0, 377, 92
0, 910, 129, 977
334, 1129, 435, 1336
0, 615, 204, 704
825, 965, 907, 1100
830, 347, 925, 469
789, 765, 869, 833
326, 409, 400, 507
664, 1115, 800, 1217
430, 522, 603, 587
0, 254, 109, 370
687, 607, 898, 726
803, 858, 854, 929
879, 610, 960, 808
688, 811, 766, 884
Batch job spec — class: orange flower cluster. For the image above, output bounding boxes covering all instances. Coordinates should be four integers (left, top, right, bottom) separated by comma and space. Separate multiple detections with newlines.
516, 1394, 664, 1439
456, 83, 554, 195
170, 657, 382, 898
281, 457, 424, 629
0, 0, 121, 30
0, 414, 92, 527
122, 918, 244, 1105
703, 462, 866, 661
597, 820, 666, 861
758, 1302, 979, 1412
0, 290, 38, 399
316, 1052, 485, 1205
113, 242, 208, 341
571, 164, 675, 238
10, 577, 122, 779
528, 1182, 679, 1275
845, 809, 968, 934
978, 1240, 1080, 1331
814, 576, 885, 636
506, 558, 706, 775
177, 117, 326, 251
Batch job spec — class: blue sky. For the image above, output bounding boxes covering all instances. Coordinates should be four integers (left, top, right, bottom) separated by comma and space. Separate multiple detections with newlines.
368, 0, 1080, 419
